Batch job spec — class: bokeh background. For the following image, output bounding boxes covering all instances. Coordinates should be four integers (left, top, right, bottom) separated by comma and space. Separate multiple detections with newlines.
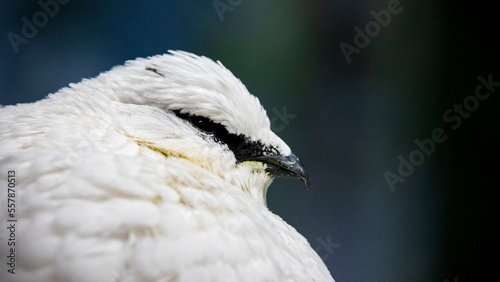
1, 1, 498, 281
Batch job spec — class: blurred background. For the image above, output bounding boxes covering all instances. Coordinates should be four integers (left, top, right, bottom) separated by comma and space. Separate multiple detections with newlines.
1, 1, 497, 281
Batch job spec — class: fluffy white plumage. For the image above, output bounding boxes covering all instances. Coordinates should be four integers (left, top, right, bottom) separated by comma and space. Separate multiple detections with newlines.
0, 51, 334, 281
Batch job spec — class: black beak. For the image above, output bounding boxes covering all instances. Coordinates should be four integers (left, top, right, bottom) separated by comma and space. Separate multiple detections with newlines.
172, 110, 310, 188
251, 153, 310, 190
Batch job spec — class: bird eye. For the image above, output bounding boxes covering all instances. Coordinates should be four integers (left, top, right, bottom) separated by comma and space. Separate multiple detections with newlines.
173, 110, 222, 135
188, 115, 220, 134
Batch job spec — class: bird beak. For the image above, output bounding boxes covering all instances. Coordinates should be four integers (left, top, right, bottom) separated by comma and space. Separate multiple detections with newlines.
252, 153, 310, 190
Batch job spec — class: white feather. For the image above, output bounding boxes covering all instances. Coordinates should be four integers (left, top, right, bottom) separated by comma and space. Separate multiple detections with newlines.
0, 51, 333, 281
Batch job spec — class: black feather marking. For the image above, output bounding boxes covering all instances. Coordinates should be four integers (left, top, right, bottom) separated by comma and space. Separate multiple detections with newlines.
145, 67, 164, 77
173, 110, 279, 162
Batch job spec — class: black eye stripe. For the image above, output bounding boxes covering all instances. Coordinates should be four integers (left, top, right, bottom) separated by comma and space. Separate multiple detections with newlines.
173, 110, 237, 141
175, 111, 218, 135
173, 110, 222, 134
172, 110, 280, 162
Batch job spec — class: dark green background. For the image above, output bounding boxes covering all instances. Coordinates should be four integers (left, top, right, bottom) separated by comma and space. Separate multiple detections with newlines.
1, 1, 498, 280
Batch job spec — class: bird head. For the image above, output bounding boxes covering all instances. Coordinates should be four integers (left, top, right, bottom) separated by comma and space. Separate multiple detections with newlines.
85, 51, 309, 202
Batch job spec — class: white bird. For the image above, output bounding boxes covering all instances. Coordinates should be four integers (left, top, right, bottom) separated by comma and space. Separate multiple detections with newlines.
0, 51, 334, 282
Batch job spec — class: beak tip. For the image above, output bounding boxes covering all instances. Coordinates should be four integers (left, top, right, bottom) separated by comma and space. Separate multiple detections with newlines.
302, 179, 311, 190
294, 156, 310, 190
253, 153, 311, 190
294, 163, 310, 190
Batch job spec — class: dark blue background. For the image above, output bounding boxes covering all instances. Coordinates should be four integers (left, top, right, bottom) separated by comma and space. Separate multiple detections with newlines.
1, 1, 498, 281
